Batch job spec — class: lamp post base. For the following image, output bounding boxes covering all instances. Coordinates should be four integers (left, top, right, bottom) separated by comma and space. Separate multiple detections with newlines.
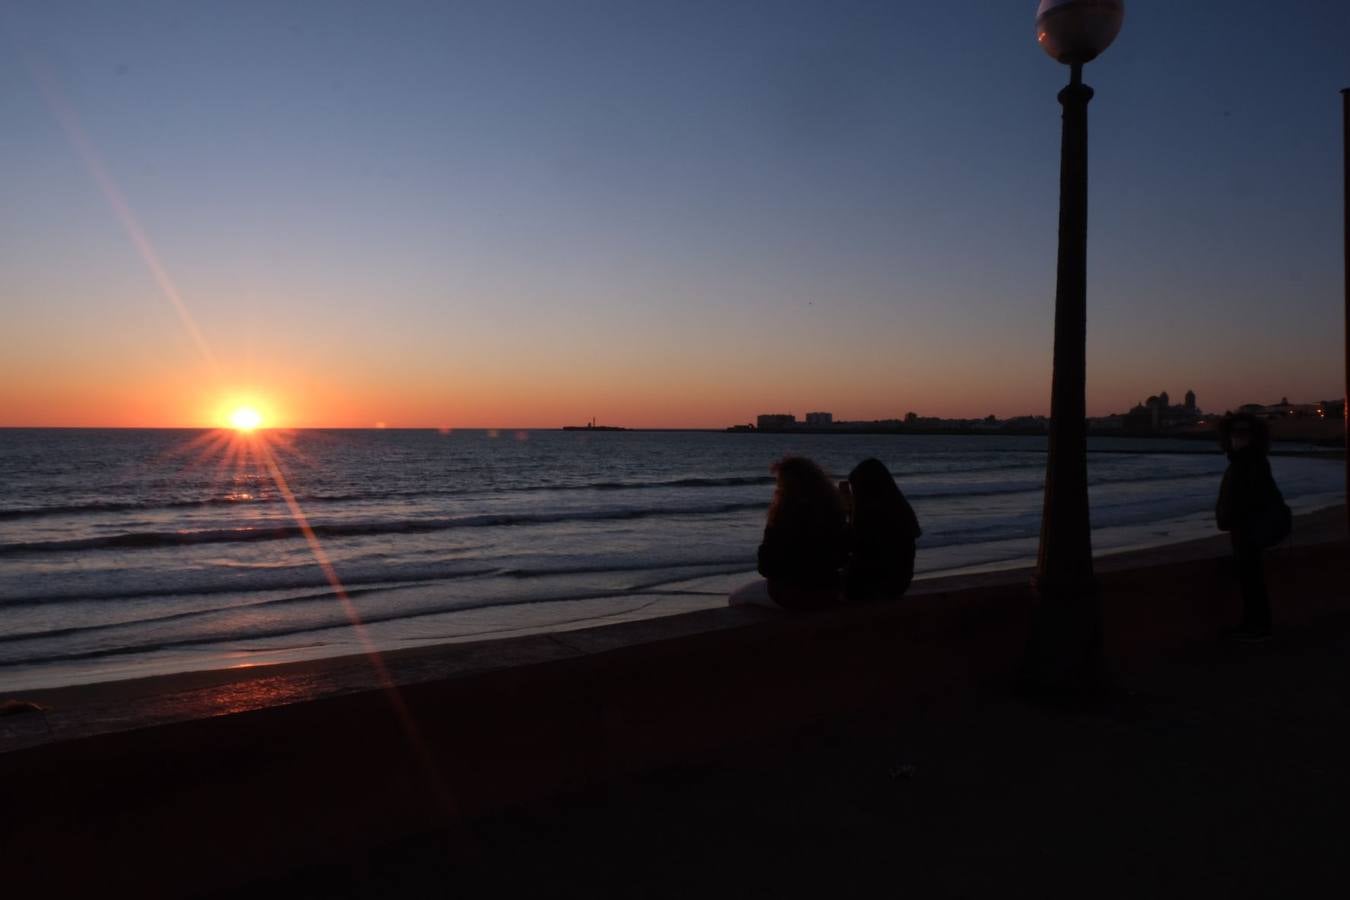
1022, 578, 1107, 701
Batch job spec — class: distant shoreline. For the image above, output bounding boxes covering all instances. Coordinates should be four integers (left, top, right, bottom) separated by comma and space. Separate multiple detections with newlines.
0, 424, 1343, 453
0, 423, 1344, 445
722, 425, 1348, 451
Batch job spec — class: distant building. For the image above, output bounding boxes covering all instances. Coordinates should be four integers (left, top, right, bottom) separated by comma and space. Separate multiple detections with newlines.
1240, 398, 1322, 419
1320, 400, 1345, 419
1122, 404, 1155, 434
1122, 389, 1203, 434
1089, 414, 1125, 431
1001, 415, 1049, 433
804, 411, 832, 426
756, 413, 796, 431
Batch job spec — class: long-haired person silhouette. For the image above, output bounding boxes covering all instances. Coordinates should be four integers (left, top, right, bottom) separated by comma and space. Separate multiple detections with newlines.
730, 456, 848, 610
843, 458, 922, 604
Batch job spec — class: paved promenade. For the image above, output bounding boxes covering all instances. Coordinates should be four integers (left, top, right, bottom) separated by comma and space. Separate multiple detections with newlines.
234, 552, 1350, 897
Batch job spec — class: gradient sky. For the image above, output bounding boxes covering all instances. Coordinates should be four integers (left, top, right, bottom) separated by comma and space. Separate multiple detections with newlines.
1, 1, 1347, 428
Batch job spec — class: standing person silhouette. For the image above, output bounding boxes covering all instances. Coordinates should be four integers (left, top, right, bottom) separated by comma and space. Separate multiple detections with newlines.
729, 456, 848, 610
843, 458, 922, 604
1216, 413, 1291, 642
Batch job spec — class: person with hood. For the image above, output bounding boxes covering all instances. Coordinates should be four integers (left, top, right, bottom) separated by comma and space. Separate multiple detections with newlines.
842, 458, 922, 603
1216, 413, 1290, 642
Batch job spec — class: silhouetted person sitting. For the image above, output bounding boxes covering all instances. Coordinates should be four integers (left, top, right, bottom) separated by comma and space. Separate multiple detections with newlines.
729, 456, 847, 610
842, 458, 922, 604
1216, 413, 1291, 642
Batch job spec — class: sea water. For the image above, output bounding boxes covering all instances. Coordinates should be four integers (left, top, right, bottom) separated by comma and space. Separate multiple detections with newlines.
0, 429, 1342, 690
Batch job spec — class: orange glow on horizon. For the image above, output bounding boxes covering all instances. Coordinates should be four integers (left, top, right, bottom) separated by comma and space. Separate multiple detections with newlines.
0, 344, 1178, 429
210, 392, 284, 431
229, 406, 263, 431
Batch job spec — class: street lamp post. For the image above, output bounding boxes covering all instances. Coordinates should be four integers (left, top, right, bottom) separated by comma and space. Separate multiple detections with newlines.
1027, 0, 1124, 691
1342, 88, 1348, 536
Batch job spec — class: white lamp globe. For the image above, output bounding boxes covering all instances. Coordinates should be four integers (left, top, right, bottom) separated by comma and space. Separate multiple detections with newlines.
1036, 0, 1124, 65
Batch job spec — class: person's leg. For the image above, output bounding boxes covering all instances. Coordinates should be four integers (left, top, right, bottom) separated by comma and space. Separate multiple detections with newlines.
1235, 539, 1272, 635
1246, 548, 1272, 634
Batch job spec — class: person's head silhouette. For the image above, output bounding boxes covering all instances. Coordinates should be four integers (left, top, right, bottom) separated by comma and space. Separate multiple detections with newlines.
767, 456, 842, 527
1218, 413, 1270, 457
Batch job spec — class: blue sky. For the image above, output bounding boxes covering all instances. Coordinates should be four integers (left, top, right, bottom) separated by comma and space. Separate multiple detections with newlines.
1, 1, 1347, 426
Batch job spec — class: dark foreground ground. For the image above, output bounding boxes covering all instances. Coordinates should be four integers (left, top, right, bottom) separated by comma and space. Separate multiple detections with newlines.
226, 609, 1350, 899
6, 510, 1346, 899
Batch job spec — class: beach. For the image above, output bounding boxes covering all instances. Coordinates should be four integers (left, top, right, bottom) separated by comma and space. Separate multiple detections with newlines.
3, 506, 1346, 896
6, 3, 1348, 895
4, 504, 1343, 752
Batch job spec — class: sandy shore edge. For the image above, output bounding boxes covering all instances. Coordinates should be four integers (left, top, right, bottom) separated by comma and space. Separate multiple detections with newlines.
3, 505, 1345, 753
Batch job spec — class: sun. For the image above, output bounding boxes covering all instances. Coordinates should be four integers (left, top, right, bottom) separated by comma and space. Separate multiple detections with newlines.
229, 406, 264, 431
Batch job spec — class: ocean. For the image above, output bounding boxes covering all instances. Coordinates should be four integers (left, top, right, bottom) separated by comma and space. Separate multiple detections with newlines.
0, 428, 1343, 691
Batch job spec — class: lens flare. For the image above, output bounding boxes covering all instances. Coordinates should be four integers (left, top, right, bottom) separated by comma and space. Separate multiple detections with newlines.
229, 407, 263, 431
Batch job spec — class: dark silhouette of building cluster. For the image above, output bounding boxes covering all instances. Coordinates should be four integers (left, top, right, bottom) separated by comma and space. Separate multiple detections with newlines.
734, 411, 1048, 435
755, 414, 796, 430
734, 390, 1338, 441
1117, 389, 1202, 434
1236, 397, 1338, 421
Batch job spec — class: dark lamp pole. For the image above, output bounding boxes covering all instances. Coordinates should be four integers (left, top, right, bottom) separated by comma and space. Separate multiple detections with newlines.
1027, 0, 1123, 690
1037, 61, 1094, 601
1342, 88, 1348, 536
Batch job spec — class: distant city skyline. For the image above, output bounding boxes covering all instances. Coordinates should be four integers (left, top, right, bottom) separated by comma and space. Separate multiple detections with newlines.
1, 2, 1347, 428
744, 389, 1341, 427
